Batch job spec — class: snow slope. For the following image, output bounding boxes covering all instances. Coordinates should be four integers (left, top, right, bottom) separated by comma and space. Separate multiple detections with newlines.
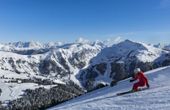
49, 66, 170, 110
91, 40, 165, 64
0, 69, 55, 102
0, 82, 53, 102
80, 40, 169, 91
0, 41, 104, 104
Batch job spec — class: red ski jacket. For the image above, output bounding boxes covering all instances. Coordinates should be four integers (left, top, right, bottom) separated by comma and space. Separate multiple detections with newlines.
134, 72, 149, 85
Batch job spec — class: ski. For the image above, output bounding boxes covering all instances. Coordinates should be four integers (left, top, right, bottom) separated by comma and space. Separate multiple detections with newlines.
116, 87, 149, 96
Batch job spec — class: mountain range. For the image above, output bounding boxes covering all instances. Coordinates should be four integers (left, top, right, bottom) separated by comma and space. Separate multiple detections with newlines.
0, 39, 170, 109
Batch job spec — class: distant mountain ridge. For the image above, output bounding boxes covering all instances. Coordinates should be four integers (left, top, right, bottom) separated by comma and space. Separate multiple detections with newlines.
0, 39, 170, 109
0, 39, 170, 88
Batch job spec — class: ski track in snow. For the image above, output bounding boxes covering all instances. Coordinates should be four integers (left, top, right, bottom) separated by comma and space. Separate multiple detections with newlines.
48, 66, 170, 110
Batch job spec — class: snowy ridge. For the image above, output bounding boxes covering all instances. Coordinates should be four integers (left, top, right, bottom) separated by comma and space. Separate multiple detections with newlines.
49, 66, 170, 110
0, 41, 104, 103
0, 39, 170, 109
0, 41, 64, 52
92, 40, 166, 64
12, 41, 61, 49
0, 37, 123, 52
0, 41, 103, 74
0, 51, 43, 75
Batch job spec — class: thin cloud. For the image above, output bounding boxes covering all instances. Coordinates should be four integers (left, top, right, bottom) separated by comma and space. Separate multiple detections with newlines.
114, 36, 122, 43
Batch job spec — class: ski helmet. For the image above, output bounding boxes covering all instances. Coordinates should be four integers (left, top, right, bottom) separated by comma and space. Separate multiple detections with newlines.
134, 68, 141, 74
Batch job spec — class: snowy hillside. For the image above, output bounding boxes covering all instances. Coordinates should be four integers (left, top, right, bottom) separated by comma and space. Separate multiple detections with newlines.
0, 41, 104, 109
0, 39, 170, 109
0, 41, 104, 84
92, 40, 165, 63
49, 66, 170, 110
79, 40, 170, 91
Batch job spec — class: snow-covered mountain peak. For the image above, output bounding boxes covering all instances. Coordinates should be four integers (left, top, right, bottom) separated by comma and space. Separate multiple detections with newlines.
92, 39, 165, 64
116, 39, 148, 50
7, 41, 43, 49
1, 39, 170, 110
0, 41, 65, 52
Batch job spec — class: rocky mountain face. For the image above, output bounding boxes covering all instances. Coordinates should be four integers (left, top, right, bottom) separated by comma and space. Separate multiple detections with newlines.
0, 41, 105, 109
79, 40, 170, 91
0, 39, 170, 109
1, 40, 170, 90
0, 41, 104, 83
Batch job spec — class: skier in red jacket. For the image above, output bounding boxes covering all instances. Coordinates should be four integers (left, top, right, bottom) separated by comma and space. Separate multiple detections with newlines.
130, 68, 150, 91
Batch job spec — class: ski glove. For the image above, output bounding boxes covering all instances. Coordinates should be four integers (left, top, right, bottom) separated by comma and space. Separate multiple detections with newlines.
130, 79, 135, 82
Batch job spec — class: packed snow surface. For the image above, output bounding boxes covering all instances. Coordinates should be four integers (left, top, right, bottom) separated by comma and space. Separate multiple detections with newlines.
49, 66, 170, 110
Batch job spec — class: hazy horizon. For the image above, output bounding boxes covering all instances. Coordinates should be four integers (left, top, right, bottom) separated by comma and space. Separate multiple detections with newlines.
0, 37, 169, 46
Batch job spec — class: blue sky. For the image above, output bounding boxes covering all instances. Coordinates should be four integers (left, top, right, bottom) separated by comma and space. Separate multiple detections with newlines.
0, 0, 170, 44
